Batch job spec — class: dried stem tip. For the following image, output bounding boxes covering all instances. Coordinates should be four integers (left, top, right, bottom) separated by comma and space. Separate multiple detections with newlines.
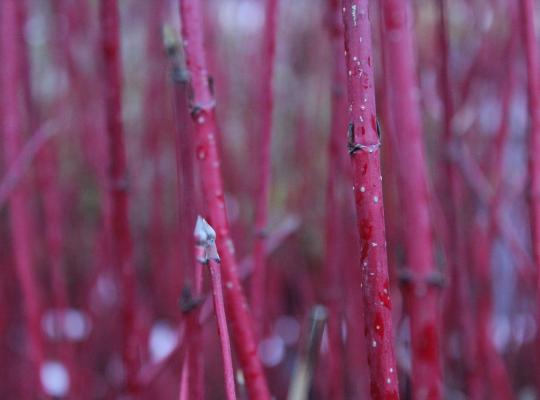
194, 216, 219, 263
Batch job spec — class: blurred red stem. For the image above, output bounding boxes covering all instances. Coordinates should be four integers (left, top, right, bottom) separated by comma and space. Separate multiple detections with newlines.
251, 0, 278, 340
99, 0, 138, 393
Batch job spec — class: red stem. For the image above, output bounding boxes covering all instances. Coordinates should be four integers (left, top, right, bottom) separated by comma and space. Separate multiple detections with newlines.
0, 122, 57, 209
379, 0, 442, 397
0, 0, 44, 389
179, 356, 189, 400
521, 0, 540, 279
138, 219, 295, 390
99, 0, 138, 393
166, 19, 205, 400
251, 0, 279, 340
520, 0, 540, 385
178, 1, 271, 398
437, 1, 481, 397
323, 1, 348, 398
340, 1, 399, 398
208, 260, 237, 400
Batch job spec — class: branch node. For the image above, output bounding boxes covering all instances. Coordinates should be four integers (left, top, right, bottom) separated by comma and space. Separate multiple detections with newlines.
190, 101, 216, 118
347, 122, 381, 155
398, 269, 445, 290
179, 285, 202, 314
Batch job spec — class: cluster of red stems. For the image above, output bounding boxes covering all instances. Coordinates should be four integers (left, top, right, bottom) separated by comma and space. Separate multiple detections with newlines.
1, 0, 540, 398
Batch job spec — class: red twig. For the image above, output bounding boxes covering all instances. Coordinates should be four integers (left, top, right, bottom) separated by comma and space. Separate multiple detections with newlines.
323, 1, 348, 398
0, 0, 44, 389
251, 0, 279, 339
179, 356, 189, 400
99, 0, 138, 393
179, 1, 271, 398
164, 25, 205, 400
137, 217, 296, 390
0, 122, 57, 209
209, 259, 237, 400
194, 217, 236, 400
341, 1, 399, 398
379, 0, 443, 397
520, 0, 540, 384
437, 1, 481, 396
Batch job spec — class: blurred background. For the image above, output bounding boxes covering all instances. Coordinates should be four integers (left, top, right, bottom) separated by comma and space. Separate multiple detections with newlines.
0, 0, 539, 398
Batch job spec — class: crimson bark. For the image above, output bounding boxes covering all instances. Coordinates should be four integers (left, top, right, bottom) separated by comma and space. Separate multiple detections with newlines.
379, 1, 442, 398
1, 0, 44, 389
520, 0, 540, 384
179, 1, 271, 398
251, 0, 279, 339
208, 260, 237, 400
323, 0, 349, 398
437, 1, 481, 396
99, 0, 138, 393
166, 29, 205, 400
521, 4, 540, 282
340, 1, 399, 398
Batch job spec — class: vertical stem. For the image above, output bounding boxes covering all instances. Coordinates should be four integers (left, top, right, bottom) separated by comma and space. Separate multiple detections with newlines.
165, 22, 205, 400
520, 0, 540, 386
99, 0, 138, 393
323, 1, 348, 398
179, 1, 271, 398
251, 0, 279, 339
480, 12, 517, 398
379, 0, 442, 398
287, 306, 327, 400
208, 260, 238, 400
521, 1, 540, 283
144, 1, 167, 314
471, 215, 514, 400
340, 1, 399, 398
1, 0, 44, 389
437, 1, 481, 396
179, 356, 190, 400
